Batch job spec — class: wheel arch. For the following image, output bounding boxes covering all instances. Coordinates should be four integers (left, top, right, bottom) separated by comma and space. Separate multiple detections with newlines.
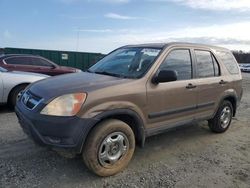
7, 83, 30, 104
215, 94, 237, 117
223, 95, 237, 116
88, 109, 146, 148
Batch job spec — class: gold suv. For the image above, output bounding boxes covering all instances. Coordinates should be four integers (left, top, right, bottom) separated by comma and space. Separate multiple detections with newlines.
16, 43, 243, 176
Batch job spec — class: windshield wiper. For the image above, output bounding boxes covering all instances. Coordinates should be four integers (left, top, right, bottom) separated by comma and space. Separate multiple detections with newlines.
93, 71, 127, 78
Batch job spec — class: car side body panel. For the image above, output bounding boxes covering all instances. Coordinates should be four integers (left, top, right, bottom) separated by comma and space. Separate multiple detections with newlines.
77, 79, 148, 127
0, 71, 48, 103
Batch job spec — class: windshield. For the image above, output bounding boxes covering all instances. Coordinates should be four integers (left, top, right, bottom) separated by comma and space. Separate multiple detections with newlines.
88, 47, 162, 79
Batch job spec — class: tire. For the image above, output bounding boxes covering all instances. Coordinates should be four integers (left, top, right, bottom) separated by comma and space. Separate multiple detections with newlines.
208, 100, 233, 133
8, 84, 27, 109
83, 119, 135, 177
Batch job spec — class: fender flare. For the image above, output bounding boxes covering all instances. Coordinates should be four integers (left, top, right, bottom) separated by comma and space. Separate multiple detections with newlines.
213, 94, 238, 118
94, 108, 146, 147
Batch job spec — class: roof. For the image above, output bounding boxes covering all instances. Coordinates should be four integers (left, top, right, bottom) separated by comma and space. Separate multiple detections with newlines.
0, 54, 40, 59
122, 42, 229, 51
123, 43, 167, 49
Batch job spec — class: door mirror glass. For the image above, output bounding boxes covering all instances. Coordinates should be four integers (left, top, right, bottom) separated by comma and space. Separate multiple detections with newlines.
152, 70, 178, 84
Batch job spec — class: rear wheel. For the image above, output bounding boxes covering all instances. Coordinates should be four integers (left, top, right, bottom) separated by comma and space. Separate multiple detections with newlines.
208, 100, 233, 133
83, 119, 135, 177
8, 84, 27, 108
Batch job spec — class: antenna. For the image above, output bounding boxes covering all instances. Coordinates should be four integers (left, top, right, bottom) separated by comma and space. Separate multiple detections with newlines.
76, 29, 80, 52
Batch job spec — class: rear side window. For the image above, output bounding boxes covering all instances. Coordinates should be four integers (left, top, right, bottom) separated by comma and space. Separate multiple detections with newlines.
195, 50, 219, 78
159, 49, 192, 80
4, 57, 33, 65
216, 51, 239, 74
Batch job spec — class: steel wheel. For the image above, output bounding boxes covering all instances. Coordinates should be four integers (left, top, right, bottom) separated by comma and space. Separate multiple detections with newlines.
98, 132, 129, 168
220, 106, 232, 128
83, 119, 135, 176
208, 100, 233, 133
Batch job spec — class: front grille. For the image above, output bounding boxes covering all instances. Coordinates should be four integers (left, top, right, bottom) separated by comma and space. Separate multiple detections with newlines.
21, 91, 42, 110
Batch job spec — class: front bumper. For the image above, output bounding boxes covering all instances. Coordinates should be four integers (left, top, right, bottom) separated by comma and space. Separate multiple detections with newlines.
15, 100, 98, 153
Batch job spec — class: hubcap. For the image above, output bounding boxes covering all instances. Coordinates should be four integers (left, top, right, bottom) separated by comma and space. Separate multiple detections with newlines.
98, 132, 129, 168
220, 106, 231, 128
16, 91, 23, 101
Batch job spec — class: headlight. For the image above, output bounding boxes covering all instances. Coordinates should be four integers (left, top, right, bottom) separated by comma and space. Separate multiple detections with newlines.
41, 93, 87, 116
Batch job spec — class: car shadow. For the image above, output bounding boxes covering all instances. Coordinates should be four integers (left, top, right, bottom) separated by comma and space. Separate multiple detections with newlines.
2, 121, 218, 186
52, 122, 213, 177
0, 105, 13, 113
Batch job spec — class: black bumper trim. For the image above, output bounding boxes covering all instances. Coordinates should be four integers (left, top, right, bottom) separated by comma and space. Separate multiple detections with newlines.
15, 102, 98, 153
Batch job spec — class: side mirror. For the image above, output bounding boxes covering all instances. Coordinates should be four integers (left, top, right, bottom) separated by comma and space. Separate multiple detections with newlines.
152, 70, 178, 84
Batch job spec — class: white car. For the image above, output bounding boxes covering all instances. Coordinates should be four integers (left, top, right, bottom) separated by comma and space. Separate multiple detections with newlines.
0, 67, 49, 107
240, 64, 250, 72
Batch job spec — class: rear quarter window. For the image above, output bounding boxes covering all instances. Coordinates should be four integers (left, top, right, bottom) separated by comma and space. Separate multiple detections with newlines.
216, 51, 239, 74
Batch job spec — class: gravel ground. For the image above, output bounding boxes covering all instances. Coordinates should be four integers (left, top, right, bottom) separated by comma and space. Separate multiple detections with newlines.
0, 73, 250, 188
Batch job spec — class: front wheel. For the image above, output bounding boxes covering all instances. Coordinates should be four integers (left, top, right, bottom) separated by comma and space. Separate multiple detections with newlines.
208, 100, 233, 133
8, 84, 27, 109
83, 119, 135, 177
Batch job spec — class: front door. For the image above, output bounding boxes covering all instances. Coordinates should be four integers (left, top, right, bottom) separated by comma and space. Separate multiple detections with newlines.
146, 49, 197, 132
30, 57, 55, 76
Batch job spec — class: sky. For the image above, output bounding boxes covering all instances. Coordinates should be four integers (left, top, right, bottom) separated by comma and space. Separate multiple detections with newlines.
1, 0, 250, 53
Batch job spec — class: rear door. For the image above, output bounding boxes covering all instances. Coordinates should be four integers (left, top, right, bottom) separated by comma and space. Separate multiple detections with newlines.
146, 48, 198, 131
192, 49, 228, 119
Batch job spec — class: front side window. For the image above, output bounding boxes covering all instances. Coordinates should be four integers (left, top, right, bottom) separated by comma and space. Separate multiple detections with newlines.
88, 47, 162, 78
4, 57, 33, 65
31, 57, 53, 67
216, 51, 239, 74
195, 50, 217, 78
159, 49, 192, 80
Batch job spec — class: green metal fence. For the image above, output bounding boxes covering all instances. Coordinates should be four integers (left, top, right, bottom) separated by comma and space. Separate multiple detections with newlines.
4, 47, 105, 71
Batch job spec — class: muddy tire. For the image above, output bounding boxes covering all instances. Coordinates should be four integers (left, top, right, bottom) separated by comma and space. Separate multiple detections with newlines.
208, 100, 233, 133
83, 119, 135, 177
8, 84, 27, 109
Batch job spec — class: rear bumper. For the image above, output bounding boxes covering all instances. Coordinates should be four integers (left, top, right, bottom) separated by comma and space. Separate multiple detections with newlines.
241, 69, 250, 72
15, 100, 98, 153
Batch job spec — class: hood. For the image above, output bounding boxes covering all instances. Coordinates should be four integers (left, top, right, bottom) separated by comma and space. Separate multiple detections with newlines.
29, 72, 131, 100
10, 71, 49, 78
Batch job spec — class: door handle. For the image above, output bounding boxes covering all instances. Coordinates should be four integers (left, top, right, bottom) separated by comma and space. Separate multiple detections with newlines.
219, 80, 228, 85
186, 83, 197, 89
